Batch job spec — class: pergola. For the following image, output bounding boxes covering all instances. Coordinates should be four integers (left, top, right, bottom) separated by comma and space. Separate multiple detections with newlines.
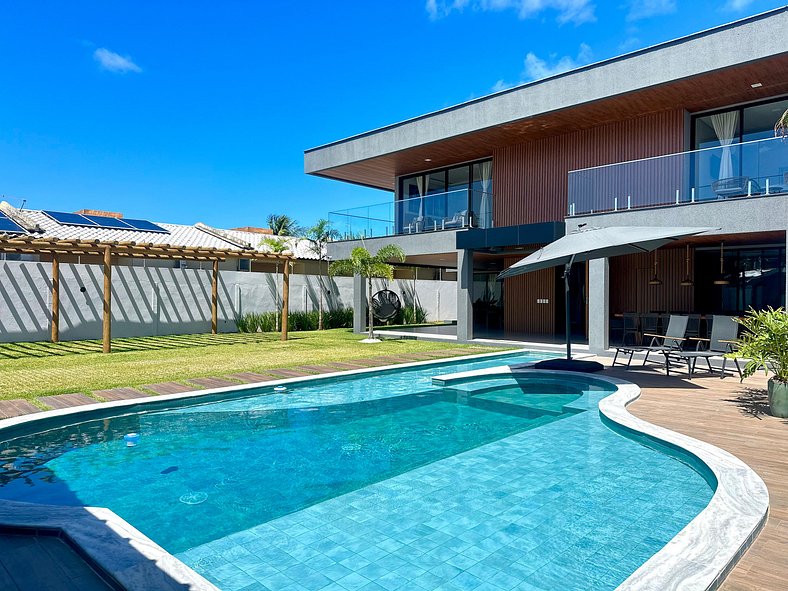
0, 234, 293, 352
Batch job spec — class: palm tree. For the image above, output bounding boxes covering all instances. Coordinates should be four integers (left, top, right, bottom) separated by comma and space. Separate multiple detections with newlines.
267, 214, 300, 236
260, 236, 290, 331
329, 244, 406, 341
303, 219, 340, 330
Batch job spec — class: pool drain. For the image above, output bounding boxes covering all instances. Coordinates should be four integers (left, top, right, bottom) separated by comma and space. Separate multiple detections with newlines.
179, 491, 208, 505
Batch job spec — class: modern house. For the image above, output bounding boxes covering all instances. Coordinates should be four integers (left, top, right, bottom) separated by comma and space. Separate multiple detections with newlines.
305, 7, 788, 352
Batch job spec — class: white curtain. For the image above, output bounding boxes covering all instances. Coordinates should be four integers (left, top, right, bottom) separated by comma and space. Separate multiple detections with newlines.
416, 176, 424, 223
479, 161, 492, 228
710, 111, 739, 180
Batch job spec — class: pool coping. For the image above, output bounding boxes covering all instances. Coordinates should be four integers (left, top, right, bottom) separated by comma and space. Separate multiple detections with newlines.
0, 351, 768, 591
435, 365, 770, 591
0, 348, 543, 591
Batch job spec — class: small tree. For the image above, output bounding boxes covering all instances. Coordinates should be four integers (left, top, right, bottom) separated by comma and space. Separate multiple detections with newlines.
267, 214, 300, 236
303, 219, 339, 330
729, 307, 788, 383
260, 236, 290, 331
329, 244, 406, 341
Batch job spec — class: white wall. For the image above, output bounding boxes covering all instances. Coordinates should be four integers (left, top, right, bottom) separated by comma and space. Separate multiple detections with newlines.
0, 261, 456, 342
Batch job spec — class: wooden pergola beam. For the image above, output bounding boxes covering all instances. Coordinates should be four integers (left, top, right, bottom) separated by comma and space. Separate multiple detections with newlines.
51, 254, 59, 343
102, 245, 112, 354
211, 259, 219, 335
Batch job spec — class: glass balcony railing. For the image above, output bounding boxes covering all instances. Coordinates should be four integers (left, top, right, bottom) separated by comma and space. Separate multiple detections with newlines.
328, 190, 493, 240
567, 136, 788, 216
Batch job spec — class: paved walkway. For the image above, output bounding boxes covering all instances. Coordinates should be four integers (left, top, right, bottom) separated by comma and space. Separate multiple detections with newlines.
595, 357, 788, 591
0, 349, 477, 419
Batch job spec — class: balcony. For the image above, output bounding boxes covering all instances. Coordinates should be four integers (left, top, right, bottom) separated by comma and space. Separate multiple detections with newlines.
328, 189, 493, 240
567, 136, 788, 217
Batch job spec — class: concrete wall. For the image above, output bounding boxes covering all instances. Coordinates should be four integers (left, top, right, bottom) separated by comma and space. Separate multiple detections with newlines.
0, 261, 456, 342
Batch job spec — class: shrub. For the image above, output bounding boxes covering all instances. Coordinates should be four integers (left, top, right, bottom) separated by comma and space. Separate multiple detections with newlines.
235, 308, 354, 332
729, 307, 788, 382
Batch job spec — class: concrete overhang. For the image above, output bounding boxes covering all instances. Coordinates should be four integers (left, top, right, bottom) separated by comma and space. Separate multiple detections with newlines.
305, 7, 788, 191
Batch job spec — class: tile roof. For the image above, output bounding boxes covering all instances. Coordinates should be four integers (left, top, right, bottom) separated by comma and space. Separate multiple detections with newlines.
1, 204, 321, 260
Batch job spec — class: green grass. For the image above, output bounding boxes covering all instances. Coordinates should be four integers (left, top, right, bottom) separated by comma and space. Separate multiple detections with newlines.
0, 330, 502, 401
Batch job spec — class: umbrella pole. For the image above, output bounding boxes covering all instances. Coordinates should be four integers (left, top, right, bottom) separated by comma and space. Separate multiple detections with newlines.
564, 257, 575, 360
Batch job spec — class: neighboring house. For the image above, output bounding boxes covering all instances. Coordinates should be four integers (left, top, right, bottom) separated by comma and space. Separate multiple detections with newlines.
305, 7, 788, 351
0, 203, 453, 341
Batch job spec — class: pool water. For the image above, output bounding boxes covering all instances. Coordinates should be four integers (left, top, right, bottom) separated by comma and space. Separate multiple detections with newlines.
0, 352, 715, 591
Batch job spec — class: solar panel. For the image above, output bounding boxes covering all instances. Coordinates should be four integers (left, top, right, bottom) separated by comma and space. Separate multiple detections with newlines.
82, 214, 134, 229
42, 210, 169, 234
43, 211, 98, 227
123, 218, 169, 233
0, 212, 25, 234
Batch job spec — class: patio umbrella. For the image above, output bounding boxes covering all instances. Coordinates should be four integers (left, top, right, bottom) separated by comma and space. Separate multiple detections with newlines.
497, 225, 716, 363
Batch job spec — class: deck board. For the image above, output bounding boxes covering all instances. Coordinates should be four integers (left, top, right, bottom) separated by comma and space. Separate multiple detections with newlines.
0, 399, 40, 418
38, 393, 97, 410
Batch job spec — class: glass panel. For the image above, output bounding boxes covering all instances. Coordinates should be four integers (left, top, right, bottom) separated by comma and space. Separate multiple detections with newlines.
447, 165, 469, 191
426, 171, 446, 195
742, 100, 788, 193
693, 110, 742, 200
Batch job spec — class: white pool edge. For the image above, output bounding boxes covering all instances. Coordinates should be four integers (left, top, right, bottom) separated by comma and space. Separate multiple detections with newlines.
436, 366, 770, 591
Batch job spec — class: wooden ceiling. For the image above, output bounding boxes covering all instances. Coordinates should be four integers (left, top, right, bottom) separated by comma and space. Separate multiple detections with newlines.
314, 55, 788, 191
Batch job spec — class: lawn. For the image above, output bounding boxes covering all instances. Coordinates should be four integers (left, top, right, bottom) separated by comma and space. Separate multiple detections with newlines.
0, 330, 502, 401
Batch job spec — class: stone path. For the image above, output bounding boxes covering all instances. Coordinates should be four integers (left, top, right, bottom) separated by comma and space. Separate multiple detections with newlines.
0, 351, 481, 419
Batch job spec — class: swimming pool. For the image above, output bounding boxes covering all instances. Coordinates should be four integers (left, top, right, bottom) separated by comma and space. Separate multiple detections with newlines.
0, 351, 716, 591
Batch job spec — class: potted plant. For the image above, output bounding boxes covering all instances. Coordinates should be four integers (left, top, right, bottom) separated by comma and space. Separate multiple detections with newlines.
729, 307, 788, 418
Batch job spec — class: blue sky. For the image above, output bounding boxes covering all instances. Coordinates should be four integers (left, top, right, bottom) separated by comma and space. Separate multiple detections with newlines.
0, 0, 780, 229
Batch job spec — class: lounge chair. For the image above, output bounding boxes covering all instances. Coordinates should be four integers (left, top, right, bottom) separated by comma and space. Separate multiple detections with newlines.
663, 315, 742, 379
712, 176, 760, 199
613, 315, 689, 368
442, 209, 468, 229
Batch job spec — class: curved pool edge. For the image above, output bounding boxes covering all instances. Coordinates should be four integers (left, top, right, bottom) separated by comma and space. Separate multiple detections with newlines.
437, 365, 769, 591
596, 375, 769, 591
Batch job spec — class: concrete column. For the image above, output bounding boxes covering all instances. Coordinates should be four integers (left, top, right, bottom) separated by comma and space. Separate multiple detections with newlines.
353, 273, 366, 334
456, 249, 474, 342
587, 257, 610, 353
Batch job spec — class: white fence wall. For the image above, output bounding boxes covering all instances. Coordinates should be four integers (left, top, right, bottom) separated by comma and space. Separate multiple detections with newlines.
0, 261, 456, 342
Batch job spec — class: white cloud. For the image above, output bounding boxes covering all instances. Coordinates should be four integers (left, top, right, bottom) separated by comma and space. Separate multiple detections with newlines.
93, 48, 142, 73
626, 0, 676, 21
491, 43, 592, 91
427, 0, 596, 25
724, 0, 755, 9
523, 42, 593, 80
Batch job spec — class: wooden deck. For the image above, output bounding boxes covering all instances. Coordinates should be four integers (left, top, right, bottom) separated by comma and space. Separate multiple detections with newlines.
598, 359, 788, 591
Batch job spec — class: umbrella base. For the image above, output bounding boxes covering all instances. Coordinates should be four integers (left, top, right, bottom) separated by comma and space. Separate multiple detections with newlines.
533, 359, 605, 373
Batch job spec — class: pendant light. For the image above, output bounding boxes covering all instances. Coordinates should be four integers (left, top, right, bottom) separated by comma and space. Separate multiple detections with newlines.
713, 241, 730, 285
648, 250, 663, 285
680, 244, 694, 287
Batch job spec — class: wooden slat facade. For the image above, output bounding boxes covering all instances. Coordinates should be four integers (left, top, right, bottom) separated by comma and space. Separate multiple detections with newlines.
502, 256, 556, 337
609, 247, 694, 315
492, 109, 686, 226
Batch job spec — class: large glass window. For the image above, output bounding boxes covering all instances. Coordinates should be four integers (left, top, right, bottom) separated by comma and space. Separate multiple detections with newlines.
692, 97, 788, 199
397, 159, 493, 232
694, 245, 786, 314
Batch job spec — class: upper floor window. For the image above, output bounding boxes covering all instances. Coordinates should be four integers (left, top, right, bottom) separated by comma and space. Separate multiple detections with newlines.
692, 97, 788, 199
397, 159, 493, 230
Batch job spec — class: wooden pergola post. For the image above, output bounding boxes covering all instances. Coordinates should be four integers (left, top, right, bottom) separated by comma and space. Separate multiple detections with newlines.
51, 254, 60, 343
102, 246, 112, 353
211, 259, 219, 334
281, 259, 290, 341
